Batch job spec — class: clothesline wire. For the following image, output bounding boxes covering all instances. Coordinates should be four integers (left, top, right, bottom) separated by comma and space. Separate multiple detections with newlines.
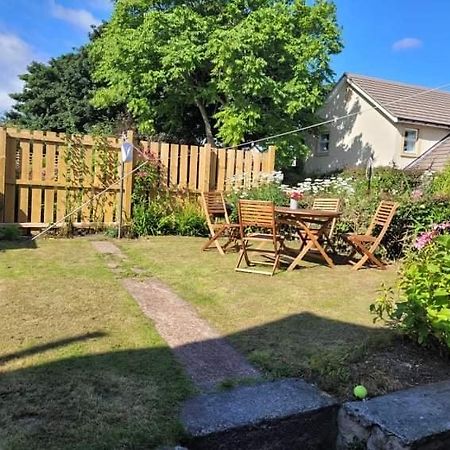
32, 79, 450, 240
223, 81, 450, 150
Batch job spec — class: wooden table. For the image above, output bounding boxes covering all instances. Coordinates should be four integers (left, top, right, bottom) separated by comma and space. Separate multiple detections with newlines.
275, 207, 342, 271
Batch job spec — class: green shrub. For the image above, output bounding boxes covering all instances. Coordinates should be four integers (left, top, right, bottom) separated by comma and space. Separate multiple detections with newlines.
0, 225, 21, 240
429, 164, 450, 197
371, 224, 450, 350
227, 181, 289, 221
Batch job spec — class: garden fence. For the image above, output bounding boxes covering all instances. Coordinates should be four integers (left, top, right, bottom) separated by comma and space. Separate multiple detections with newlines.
0, 127, 275, 229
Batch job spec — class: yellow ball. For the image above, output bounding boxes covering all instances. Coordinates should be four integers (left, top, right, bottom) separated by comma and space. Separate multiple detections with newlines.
353, 385, 368, 399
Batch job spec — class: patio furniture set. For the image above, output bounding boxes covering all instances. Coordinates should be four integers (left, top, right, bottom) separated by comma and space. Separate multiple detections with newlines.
201, 192, 398, 276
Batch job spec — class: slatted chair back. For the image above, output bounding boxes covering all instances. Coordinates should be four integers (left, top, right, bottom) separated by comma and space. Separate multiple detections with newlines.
238, 199, 276, 229
312, 198, 341, 238
201, 192, 230, 226
366, 201, 398, 239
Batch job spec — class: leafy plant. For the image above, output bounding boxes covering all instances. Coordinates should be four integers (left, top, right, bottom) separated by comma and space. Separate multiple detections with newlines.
0, 225, 21, 240
90, 0, 343, 165
371, 225, 450, 350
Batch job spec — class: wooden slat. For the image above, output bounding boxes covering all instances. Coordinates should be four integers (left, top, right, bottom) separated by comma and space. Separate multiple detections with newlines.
179, 144, 189, 189
19, 140, 30, 181
199, 145, 212, 192
170, 144, 179, 187
189, 146, 199, 191
225, 148, 236, 192
160, 142, 170, 187
252, 150, 262, 185
4, 136, 17, 222
210, 147, 218, 190
243, 150, 253, 188
18, 187, 29, 222
44, 189, 55, 223
56, 188, 66, 221
0, 128, 6, 222
30, 137, 44, 223
216, 148, 226, 192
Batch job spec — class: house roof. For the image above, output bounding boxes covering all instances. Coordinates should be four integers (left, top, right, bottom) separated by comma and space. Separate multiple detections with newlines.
345, 73, 450, 128
405, 133, 450, 172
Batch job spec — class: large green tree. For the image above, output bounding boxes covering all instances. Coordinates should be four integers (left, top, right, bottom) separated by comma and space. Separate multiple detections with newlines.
91, 0, 342, 164
5, 47, 128, 133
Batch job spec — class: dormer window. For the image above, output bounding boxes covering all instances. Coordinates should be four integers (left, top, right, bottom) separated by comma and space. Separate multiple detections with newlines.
318, 133, 330, 155
403, 129, 418, 154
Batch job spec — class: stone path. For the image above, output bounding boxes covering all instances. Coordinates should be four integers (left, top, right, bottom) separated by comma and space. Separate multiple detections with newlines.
91, 241, 261, 391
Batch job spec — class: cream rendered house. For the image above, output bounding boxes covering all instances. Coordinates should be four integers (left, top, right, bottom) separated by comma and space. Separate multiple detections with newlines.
304, 73, 450, 174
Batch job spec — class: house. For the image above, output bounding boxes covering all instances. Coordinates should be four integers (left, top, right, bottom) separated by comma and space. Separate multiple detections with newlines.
304, 73, 450, 174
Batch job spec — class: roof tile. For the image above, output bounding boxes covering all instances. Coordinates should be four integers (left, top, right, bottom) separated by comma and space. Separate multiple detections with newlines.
346, 74, 450, 127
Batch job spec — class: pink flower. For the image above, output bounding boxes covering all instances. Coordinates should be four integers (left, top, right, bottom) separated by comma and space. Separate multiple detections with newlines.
289, 191, 303, 201
414, 231, 435, 250
411, 189, 423, 200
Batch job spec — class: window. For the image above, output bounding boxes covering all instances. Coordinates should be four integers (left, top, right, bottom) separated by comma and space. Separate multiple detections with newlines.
318, 133, 330, 155
403, 129, 418, 154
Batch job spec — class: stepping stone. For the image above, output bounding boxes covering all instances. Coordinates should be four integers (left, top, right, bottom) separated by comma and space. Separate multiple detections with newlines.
91, 241, 125, 258
337, 380, 450, 450
181, 378, 338, 449
122, 278, 261, 391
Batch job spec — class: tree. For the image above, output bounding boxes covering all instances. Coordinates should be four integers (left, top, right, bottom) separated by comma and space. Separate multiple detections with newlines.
90, 0, 342, 165
6, 47, 128, 134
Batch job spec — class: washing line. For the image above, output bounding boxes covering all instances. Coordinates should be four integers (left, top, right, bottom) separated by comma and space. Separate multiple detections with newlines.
31, 79, 450, 240
31, 141, 150, 241
224, 80, 450, 150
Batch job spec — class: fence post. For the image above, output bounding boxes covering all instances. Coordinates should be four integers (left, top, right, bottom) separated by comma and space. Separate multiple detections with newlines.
122, 130, 135, 220
199, 144, 212, 192
0, 128, 7, 222
265, 145, 276, 172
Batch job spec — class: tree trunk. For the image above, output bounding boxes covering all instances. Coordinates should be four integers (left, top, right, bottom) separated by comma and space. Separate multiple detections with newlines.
195, 98, 215, 146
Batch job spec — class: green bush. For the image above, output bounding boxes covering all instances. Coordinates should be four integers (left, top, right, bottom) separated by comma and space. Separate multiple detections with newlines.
131, 161, 207, 237
227, 181, 289, 221
0, 225, 21, 240
371, 225, 450, 350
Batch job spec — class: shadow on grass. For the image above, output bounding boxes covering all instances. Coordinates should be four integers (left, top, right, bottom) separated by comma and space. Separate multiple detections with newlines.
0, 312, 428, 449
0, 332, 107, 365
0, 239, 37, 252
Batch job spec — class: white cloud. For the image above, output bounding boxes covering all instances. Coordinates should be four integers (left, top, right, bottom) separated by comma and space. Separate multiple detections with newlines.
392, 37, 423, 51
0, 33, 36, 112
50, 0, 101, 32
88, 0, 113, 11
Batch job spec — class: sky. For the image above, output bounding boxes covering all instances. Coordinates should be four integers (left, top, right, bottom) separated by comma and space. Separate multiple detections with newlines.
0, 0, 449, 112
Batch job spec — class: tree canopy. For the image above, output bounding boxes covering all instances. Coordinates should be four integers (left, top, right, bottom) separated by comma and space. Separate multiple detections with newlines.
91, 0, 342, 165
5, 47, 127, 134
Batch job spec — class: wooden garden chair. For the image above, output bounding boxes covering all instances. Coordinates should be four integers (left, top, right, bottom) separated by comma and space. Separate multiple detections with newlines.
235, 200, 285, 276
342, 200, 398, 271
297, 198, 341, 253
201, 192, 239, 255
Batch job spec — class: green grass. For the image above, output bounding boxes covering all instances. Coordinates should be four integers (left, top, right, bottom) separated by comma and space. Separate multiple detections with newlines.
117, 236, 401, 398
0, 239, 192, 450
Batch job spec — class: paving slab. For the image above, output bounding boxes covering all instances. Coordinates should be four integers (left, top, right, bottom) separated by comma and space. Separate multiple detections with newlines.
338, 380, 450, 450
121, 278, 260, 391
181, 378, 338, 449
91, 241, 125, 257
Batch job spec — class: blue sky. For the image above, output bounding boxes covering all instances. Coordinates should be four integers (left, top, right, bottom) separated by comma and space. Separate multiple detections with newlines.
0, 0, 449, 111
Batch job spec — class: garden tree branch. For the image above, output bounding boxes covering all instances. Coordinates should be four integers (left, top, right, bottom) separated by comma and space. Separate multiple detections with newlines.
90, 0, 343, 166
194, 98, 215, 146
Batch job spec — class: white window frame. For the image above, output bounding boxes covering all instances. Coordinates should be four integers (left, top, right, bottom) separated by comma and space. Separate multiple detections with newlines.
402, 128, 419, 155
317, 132, 330, 155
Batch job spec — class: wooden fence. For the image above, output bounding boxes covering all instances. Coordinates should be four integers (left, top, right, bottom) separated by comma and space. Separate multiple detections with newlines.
138, 141, 275, 193
0, 127, 275, 228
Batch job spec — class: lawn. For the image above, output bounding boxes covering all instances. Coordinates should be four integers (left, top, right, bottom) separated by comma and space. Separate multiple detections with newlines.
0, 239, 191, 450
117, 236, 450, 399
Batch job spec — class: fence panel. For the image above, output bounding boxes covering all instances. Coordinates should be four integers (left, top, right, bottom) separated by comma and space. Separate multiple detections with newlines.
0, 127, 127, 228
0, 127, 276, 228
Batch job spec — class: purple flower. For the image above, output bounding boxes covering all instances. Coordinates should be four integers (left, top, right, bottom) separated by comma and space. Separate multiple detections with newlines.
411, 189, 423, 200
414, 231, 435, 250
